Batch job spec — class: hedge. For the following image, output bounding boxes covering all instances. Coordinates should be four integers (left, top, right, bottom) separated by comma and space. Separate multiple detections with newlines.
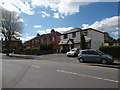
99, 46, 120, 58
23, 48, 54, 55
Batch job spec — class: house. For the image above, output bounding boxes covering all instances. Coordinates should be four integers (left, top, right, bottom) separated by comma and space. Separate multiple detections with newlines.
24, 29, 61, 53
59, 28, 104, 52
114, 38, 120, 46
1, 36, 22, 50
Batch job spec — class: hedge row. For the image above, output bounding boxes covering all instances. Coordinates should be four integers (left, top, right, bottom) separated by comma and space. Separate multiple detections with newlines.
23, 48, 54, 55
2, 48, 54, 55
2, 43, 54, 55
99, 46, 120, 58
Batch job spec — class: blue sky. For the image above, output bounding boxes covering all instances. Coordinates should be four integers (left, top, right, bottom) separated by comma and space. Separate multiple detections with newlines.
0, 1, 119, 42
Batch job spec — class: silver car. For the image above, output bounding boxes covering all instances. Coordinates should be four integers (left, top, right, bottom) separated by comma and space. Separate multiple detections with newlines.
66, 48, 79, 57
77, 49, 114, 64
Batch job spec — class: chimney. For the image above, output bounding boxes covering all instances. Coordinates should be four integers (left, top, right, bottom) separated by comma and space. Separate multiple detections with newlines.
37, 33, 40, 37
51, 29, 55, 34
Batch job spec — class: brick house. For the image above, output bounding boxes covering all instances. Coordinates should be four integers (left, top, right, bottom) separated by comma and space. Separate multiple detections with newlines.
0, 36, 22, 50
24, 29, 61, 53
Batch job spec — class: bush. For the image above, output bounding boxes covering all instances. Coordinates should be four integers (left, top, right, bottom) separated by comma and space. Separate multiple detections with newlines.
2, 49, 14, 53
99, 46, 120, 58
23, 48, 54, 55
61, 49, 68, 53
24, 48, 32, 55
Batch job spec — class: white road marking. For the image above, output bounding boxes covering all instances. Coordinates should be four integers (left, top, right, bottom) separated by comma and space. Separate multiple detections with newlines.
57, 70, 119, 83
32, 65, 40, 68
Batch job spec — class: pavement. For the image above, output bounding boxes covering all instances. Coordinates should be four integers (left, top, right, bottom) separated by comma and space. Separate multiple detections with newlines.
2, 53, 120, 69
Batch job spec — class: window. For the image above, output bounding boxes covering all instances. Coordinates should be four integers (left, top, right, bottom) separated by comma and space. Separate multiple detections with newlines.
82, 51, 92, 54
72, 32, 76, 38
44, 38, 47, 42
64, 34, 68, 39
82, 50, 99, 55
82, 51, 88, 54
32, 40, 34, 45
36, 39, 38, 42
91, 51, 99, 55
41, 39, 43, 44
53, 37, 55, 42
50, 37, 52, 42
82, 31, 88, 36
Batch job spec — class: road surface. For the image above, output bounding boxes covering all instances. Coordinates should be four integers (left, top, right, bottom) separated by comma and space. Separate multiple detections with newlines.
2, 55, 119, 88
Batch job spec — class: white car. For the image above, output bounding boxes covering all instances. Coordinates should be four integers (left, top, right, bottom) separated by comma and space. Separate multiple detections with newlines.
66, 48, 79, 57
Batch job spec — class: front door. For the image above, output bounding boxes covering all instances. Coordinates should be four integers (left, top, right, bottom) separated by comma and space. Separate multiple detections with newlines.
63, 45, 70, 53
71, 44, 74, 49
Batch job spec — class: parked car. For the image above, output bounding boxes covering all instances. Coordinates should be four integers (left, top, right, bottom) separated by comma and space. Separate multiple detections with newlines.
66, 48, 79, 57
77, 49, 114, 64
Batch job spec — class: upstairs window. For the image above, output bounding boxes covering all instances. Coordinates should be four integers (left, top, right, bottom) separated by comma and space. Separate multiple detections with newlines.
63, 34, 68, 39
81, 31, 88, 36
72, 32, 76, 38
43, 38, 47, 42
50, 37, 52, 42
41, 39, 43, 43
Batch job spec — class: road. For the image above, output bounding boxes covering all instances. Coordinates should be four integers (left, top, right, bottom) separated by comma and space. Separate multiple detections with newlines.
2, 55, 119, 88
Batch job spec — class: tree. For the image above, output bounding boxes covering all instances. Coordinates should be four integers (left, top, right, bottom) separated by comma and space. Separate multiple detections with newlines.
104, 32, 115, 46
80, 33, 86, 50
0, 7, 23, 56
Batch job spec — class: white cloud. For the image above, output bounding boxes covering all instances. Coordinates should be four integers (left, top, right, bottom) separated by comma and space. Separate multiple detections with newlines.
25, 24, 28, 26
20, 35, 35, 42
53, 13, 59, 18
14, 31, 22, 37
32, 0, 93, 17
0, 0, 34, 15
36, 27, 74, 34
18, 18, 24, 22
26, 34, 29, 36
36, 30, 47, 35
41, 11, 50, 17
112, 31, 118, 36
33, 25, 42, 28
82, 16, 119, 31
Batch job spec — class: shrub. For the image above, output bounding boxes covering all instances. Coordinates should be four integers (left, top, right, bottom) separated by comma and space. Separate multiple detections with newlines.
99, 46, 120, 58
24, 48, 32, 55
23, 47, 54, 55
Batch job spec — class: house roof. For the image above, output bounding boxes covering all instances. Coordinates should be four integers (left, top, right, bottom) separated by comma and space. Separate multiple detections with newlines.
62, 28, 104, 35
62, 28, 82, 34
82, 28, 104, 34
24, 30, 61, 43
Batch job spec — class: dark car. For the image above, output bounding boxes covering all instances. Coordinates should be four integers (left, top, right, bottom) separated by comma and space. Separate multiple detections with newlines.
77, 49, 114, 64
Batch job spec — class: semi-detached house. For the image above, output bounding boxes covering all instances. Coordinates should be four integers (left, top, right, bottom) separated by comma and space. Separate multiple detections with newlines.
59, 28, 104, 52
24, 29, 61, 53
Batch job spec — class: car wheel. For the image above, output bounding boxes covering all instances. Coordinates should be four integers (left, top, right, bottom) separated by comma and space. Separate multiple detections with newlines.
101, 59, 107, 64
79, 58, 84, 63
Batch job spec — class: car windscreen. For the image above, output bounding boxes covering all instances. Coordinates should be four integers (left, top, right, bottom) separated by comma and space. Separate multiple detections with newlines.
96, 50, 105, 55
71, 50, 76, 51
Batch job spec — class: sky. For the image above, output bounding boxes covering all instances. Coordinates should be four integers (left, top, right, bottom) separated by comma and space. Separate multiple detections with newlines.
0, 0, 119, 42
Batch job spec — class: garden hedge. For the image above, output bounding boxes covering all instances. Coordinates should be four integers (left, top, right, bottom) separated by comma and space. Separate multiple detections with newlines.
99, 46, 120, 58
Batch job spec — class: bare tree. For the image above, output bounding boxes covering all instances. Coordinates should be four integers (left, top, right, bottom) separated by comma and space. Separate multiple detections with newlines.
0, 7, 23, 56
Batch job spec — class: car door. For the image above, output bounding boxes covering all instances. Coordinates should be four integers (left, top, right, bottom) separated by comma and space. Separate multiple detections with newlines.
85, 51, 93, 62
90, 51, 101, 62
82, 51, 92, 62
81, 51, 89, 61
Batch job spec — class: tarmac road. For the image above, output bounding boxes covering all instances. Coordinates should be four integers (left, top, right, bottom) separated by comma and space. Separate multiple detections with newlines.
2, 55, 119, 88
